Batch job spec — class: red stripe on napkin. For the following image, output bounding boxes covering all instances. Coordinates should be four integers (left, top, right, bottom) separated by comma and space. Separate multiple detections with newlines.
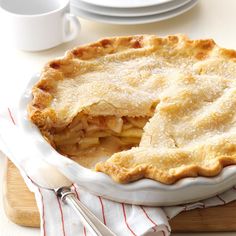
83, 227, 87, 236
121, 203, 137, 236
56, 197, 66, 236
140, 206, 156, 232
72, 184, 80, 200
165, 225, 171, 234
7, 108, 16, 125
72, 184, 87, 236
98, 196, 106, 225
216, 195, 226, 204
27, 176, 48, 236
38, 188, 47, 236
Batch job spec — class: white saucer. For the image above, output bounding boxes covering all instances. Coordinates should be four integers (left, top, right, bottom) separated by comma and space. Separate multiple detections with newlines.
71, 0, 191, 17
79, 0, 173, 8
71, 0, 198, 25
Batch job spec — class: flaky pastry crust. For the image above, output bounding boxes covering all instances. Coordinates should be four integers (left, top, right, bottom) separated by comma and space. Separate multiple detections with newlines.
28, 34, 236, 184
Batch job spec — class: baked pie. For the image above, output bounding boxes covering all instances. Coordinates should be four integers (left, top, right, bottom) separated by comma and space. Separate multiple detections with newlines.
28, 34, 236, 184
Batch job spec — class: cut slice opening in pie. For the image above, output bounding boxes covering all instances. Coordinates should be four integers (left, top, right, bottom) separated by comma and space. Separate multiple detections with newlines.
53, 114, 151, 168
28, 34, 236, 184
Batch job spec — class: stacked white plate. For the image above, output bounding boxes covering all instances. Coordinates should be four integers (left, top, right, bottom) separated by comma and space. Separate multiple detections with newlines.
70, 0, 198, 25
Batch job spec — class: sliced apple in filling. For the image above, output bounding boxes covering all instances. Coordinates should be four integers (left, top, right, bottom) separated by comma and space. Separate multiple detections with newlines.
51, 114, 150, 168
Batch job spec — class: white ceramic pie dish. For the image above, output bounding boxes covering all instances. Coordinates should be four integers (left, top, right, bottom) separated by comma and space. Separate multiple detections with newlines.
18, 74, 236, 206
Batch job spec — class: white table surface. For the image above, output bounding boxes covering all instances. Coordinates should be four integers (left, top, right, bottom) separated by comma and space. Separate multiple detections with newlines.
1, 0, 236, 235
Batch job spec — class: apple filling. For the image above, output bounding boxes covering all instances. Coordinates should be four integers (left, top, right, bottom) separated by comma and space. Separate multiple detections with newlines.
51, 114, 149, 168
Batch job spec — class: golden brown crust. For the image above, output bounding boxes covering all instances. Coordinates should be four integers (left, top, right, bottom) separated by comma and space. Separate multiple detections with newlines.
28, 34, 236, 184
95, 141, 236, 184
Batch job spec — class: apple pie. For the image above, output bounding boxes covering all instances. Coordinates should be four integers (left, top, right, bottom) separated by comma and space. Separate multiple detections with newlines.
28, 34, 236, 184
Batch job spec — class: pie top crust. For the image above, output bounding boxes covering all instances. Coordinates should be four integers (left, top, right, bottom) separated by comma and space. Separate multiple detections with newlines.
28, 34, 236, 184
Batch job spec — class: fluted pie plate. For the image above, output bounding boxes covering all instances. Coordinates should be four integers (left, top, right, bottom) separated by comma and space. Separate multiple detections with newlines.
18, 35, 236, 206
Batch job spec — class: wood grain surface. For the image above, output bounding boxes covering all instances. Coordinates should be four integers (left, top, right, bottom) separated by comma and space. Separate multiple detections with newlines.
4, 160, 236, 232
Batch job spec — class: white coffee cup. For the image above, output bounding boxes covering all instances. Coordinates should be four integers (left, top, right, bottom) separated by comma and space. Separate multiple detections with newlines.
0, 0, 80, 51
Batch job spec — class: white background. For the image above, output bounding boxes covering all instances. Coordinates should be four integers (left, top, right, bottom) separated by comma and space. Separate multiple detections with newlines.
1, 0, 236, 235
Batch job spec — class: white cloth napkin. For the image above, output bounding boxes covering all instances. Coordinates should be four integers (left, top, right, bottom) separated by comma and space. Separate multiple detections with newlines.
2, 107, 236, 236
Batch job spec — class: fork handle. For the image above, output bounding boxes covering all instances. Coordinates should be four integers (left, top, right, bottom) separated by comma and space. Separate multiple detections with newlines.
56, 187, 116, 236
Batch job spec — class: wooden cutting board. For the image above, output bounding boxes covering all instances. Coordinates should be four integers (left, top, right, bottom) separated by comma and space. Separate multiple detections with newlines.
4, 160, 236, 232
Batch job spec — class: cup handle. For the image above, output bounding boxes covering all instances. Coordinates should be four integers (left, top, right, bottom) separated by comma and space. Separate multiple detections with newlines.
63, 13, 80, 43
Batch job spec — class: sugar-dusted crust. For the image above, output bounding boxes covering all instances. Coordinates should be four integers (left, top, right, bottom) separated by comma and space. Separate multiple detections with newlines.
28, 34, 236, 184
